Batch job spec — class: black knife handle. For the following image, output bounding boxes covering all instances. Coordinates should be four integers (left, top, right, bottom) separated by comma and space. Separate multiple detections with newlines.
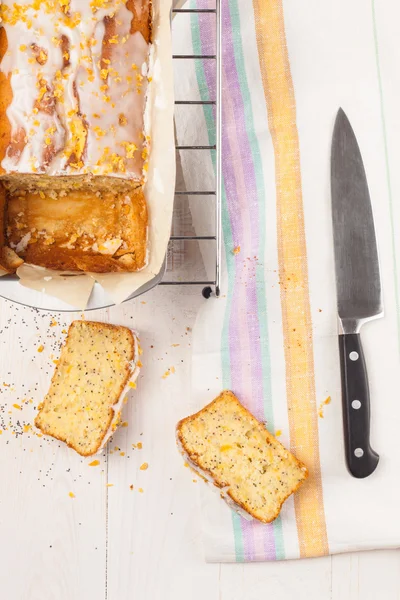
339, 333, 379, 478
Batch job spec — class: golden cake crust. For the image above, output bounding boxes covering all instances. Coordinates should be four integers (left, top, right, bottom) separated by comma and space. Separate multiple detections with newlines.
0, 27, 11, 173
6, 187, 148, 272
0, 183, 23, 272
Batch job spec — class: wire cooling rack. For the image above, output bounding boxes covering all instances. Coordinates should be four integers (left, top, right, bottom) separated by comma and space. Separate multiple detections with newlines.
161, 2, 222, 299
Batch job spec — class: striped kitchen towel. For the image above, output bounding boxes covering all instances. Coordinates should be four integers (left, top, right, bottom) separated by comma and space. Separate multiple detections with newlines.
173, 0, 400, 561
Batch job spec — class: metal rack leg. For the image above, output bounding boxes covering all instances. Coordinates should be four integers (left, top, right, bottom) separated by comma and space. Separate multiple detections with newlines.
215, 0, 222, 298
202, 286, 213, 299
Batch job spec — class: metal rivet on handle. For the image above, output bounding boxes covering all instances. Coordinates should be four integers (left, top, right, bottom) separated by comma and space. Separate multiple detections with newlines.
349, 351, 359, 361
352, 399, 361, 409
354, 448, 364, 458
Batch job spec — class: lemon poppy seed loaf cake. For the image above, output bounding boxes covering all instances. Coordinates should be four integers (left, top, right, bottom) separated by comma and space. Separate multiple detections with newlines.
0, 0, 153, 273
176, 391, 308, 523
35, 320, 141, 456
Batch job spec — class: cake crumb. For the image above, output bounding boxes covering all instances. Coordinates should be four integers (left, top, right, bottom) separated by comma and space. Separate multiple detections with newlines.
140, 462, 148, 470
138, 488, 144, 493
275, 429, 282, 437
37, 345, 44, 353
162, 367, 175, 379
233, 245, 241, 255
69, 492, 75, 498
89, 460, 100, 467
121, 421, 128, 427
130, 484, 134, 490
318, 396, 332, 418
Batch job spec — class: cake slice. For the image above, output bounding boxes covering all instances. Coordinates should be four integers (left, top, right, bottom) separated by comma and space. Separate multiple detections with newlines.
176, 391, 308, 523
35, 320, 141, 456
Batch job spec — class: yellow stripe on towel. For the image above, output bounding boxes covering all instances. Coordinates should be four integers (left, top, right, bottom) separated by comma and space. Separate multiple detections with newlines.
252, 0, 329, 558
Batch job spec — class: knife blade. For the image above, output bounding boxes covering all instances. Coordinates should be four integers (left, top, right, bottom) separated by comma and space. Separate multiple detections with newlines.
331, 108, 382, 478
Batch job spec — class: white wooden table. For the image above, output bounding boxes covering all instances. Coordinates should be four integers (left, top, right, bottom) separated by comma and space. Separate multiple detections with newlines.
0, 286, 399, 600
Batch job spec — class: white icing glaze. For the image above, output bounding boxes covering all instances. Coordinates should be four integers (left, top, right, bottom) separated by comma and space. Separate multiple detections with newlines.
0, 0, 149, 179
175, 431, 255, 522
97, 330, 141, 453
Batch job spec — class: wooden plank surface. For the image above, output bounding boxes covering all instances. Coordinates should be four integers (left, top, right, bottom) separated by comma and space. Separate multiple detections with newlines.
0, 303, 106, 600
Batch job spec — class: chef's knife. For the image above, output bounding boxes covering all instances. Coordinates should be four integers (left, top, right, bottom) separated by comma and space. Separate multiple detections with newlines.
331, 108, 382, 479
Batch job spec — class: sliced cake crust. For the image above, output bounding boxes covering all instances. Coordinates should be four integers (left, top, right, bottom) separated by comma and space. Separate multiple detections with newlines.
6, 187, 148, 273
177, 391, 308, 524
35, 320, 140, 456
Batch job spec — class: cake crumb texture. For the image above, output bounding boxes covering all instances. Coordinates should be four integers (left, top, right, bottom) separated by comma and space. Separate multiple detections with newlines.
6, 187, 148, 272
